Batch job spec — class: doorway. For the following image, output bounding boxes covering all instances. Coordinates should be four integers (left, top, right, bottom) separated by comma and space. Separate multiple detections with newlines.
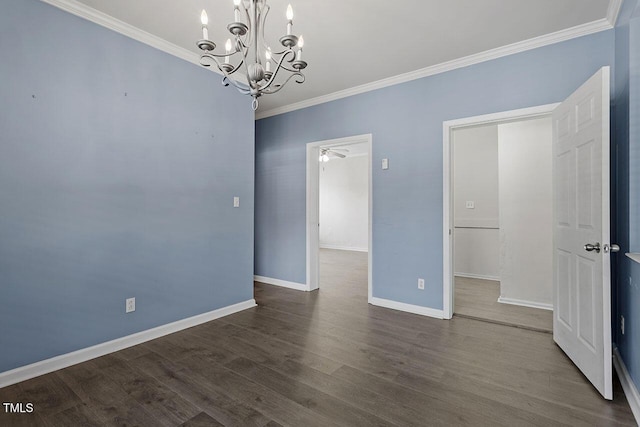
443, 104, 559, 329
443, 68, 613, 400
451, 117, 554, 331
306, 134, 372, 299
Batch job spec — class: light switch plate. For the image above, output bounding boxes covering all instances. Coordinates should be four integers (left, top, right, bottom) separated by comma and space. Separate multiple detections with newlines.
233, 197, 240, 208
382, 158, 389, 170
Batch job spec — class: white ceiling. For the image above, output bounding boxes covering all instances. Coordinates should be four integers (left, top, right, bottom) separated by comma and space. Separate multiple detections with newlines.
67, 0, 615, 114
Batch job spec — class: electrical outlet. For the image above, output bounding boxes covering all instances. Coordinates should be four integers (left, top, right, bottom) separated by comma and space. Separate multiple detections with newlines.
621, 315, 625, 335
233, 196, 240, 208
418, 278, 425, 290
465, 201, 475, 209
126, 297, 135, 313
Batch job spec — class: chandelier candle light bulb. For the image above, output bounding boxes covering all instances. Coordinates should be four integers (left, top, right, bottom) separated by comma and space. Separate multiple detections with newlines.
265, 49, 272, 72
201, 10, 209, 40
225, 39, 232, 63
234, 0, 241, 22
297, 35, 304, 60
286, 4, 293, 35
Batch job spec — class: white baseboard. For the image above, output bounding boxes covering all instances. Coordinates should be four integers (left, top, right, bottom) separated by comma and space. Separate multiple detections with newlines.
319, 244, 368, 253
254, 275, 310, 291
0, 299, 257, 389
497, 296, 553, 311
454, 272, 500, 281
370, 297, 444, 319
613, 346, 640, 424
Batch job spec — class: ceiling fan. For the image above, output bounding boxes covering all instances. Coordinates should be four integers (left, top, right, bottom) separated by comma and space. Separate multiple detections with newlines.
319, 148, 349, 162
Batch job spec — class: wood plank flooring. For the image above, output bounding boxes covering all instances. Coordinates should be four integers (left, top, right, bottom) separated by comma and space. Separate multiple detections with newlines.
0, 248, 635, 426
454, 276, 554, 332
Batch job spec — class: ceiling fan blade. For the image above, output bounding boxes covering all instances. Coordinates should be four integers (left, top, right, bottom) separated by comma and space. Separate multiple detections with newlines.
329, 151, 346, 158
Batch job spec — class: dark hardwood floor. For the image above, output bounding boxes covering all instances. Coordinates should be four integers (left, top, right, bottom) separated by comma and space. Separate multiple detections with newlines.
0, 248, 635, 426
454, 276, 553, 333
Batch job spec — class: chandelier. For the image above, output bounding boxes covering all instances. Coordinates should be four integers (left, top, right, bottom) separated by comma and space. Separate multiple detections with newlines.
197, 0, 308, 110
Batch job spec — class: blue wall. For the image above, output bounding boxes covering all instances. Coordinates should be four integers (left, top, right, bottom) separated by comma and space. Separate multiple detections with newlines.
614, 0, 640, 392
0, 0, 254, 373
256, 31, 615, 310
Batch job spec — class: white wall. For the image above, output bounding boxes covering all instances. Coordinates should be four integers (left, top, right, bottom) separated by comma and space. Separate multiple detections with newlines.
319, 154, 368, 251
453, 125, 500, 279
497, 117, 553, 307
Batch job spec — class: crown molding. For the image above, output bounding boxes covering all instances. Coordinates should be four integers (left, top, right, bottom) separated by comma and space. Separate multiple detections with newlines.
606, 0, 624, 26
39, 0, 220, 74
39, 0, 617, 122
255, 18, 612, 120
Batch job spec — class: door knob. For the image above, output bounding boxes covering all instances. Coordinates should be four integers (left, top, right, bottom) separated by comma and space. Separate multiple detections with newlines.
584, 243, 601, 253
603, 243, 620, 253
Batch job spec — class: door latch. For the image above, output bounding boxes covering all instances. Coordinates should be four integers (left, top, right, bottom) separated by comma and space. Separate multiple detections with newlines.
584, 243, 601, 253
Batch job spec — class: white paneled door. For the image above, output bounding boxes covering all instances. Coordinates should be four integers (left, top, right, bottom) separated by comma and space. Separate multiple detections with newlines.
552, 67, 613, 399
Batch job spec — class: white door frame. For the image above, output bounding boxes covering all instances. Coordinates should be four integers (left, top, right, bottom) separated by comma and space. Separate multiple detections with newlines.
442, 104, 559, 319
306, 134, 373, 300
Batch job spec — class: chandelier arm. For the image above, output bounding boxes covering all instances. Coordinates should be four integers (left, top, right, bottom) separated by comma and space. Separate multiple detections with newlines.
222, 76, 252, 95
217, 56, 252, 94
251, 1, 259, 67
259, 49, 296, 91
259, 3, 272, 53
224, 60, 246, 76
199, 53, 224, 67
233, 37, 251, 64
201, 51, 242, 60
234, 35, 253, 67
237, 42, 258, 91
200, 54, 249, 93
270, 49, 288, 56
240, 2, 252, 32
276, 63, 302, 73
200, 39, 248, 75
278, 51, 296, 64
237, 38, 250, 50
244, 9, 257, 49
261, 72, 305, 95
201, 53, 241, 73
